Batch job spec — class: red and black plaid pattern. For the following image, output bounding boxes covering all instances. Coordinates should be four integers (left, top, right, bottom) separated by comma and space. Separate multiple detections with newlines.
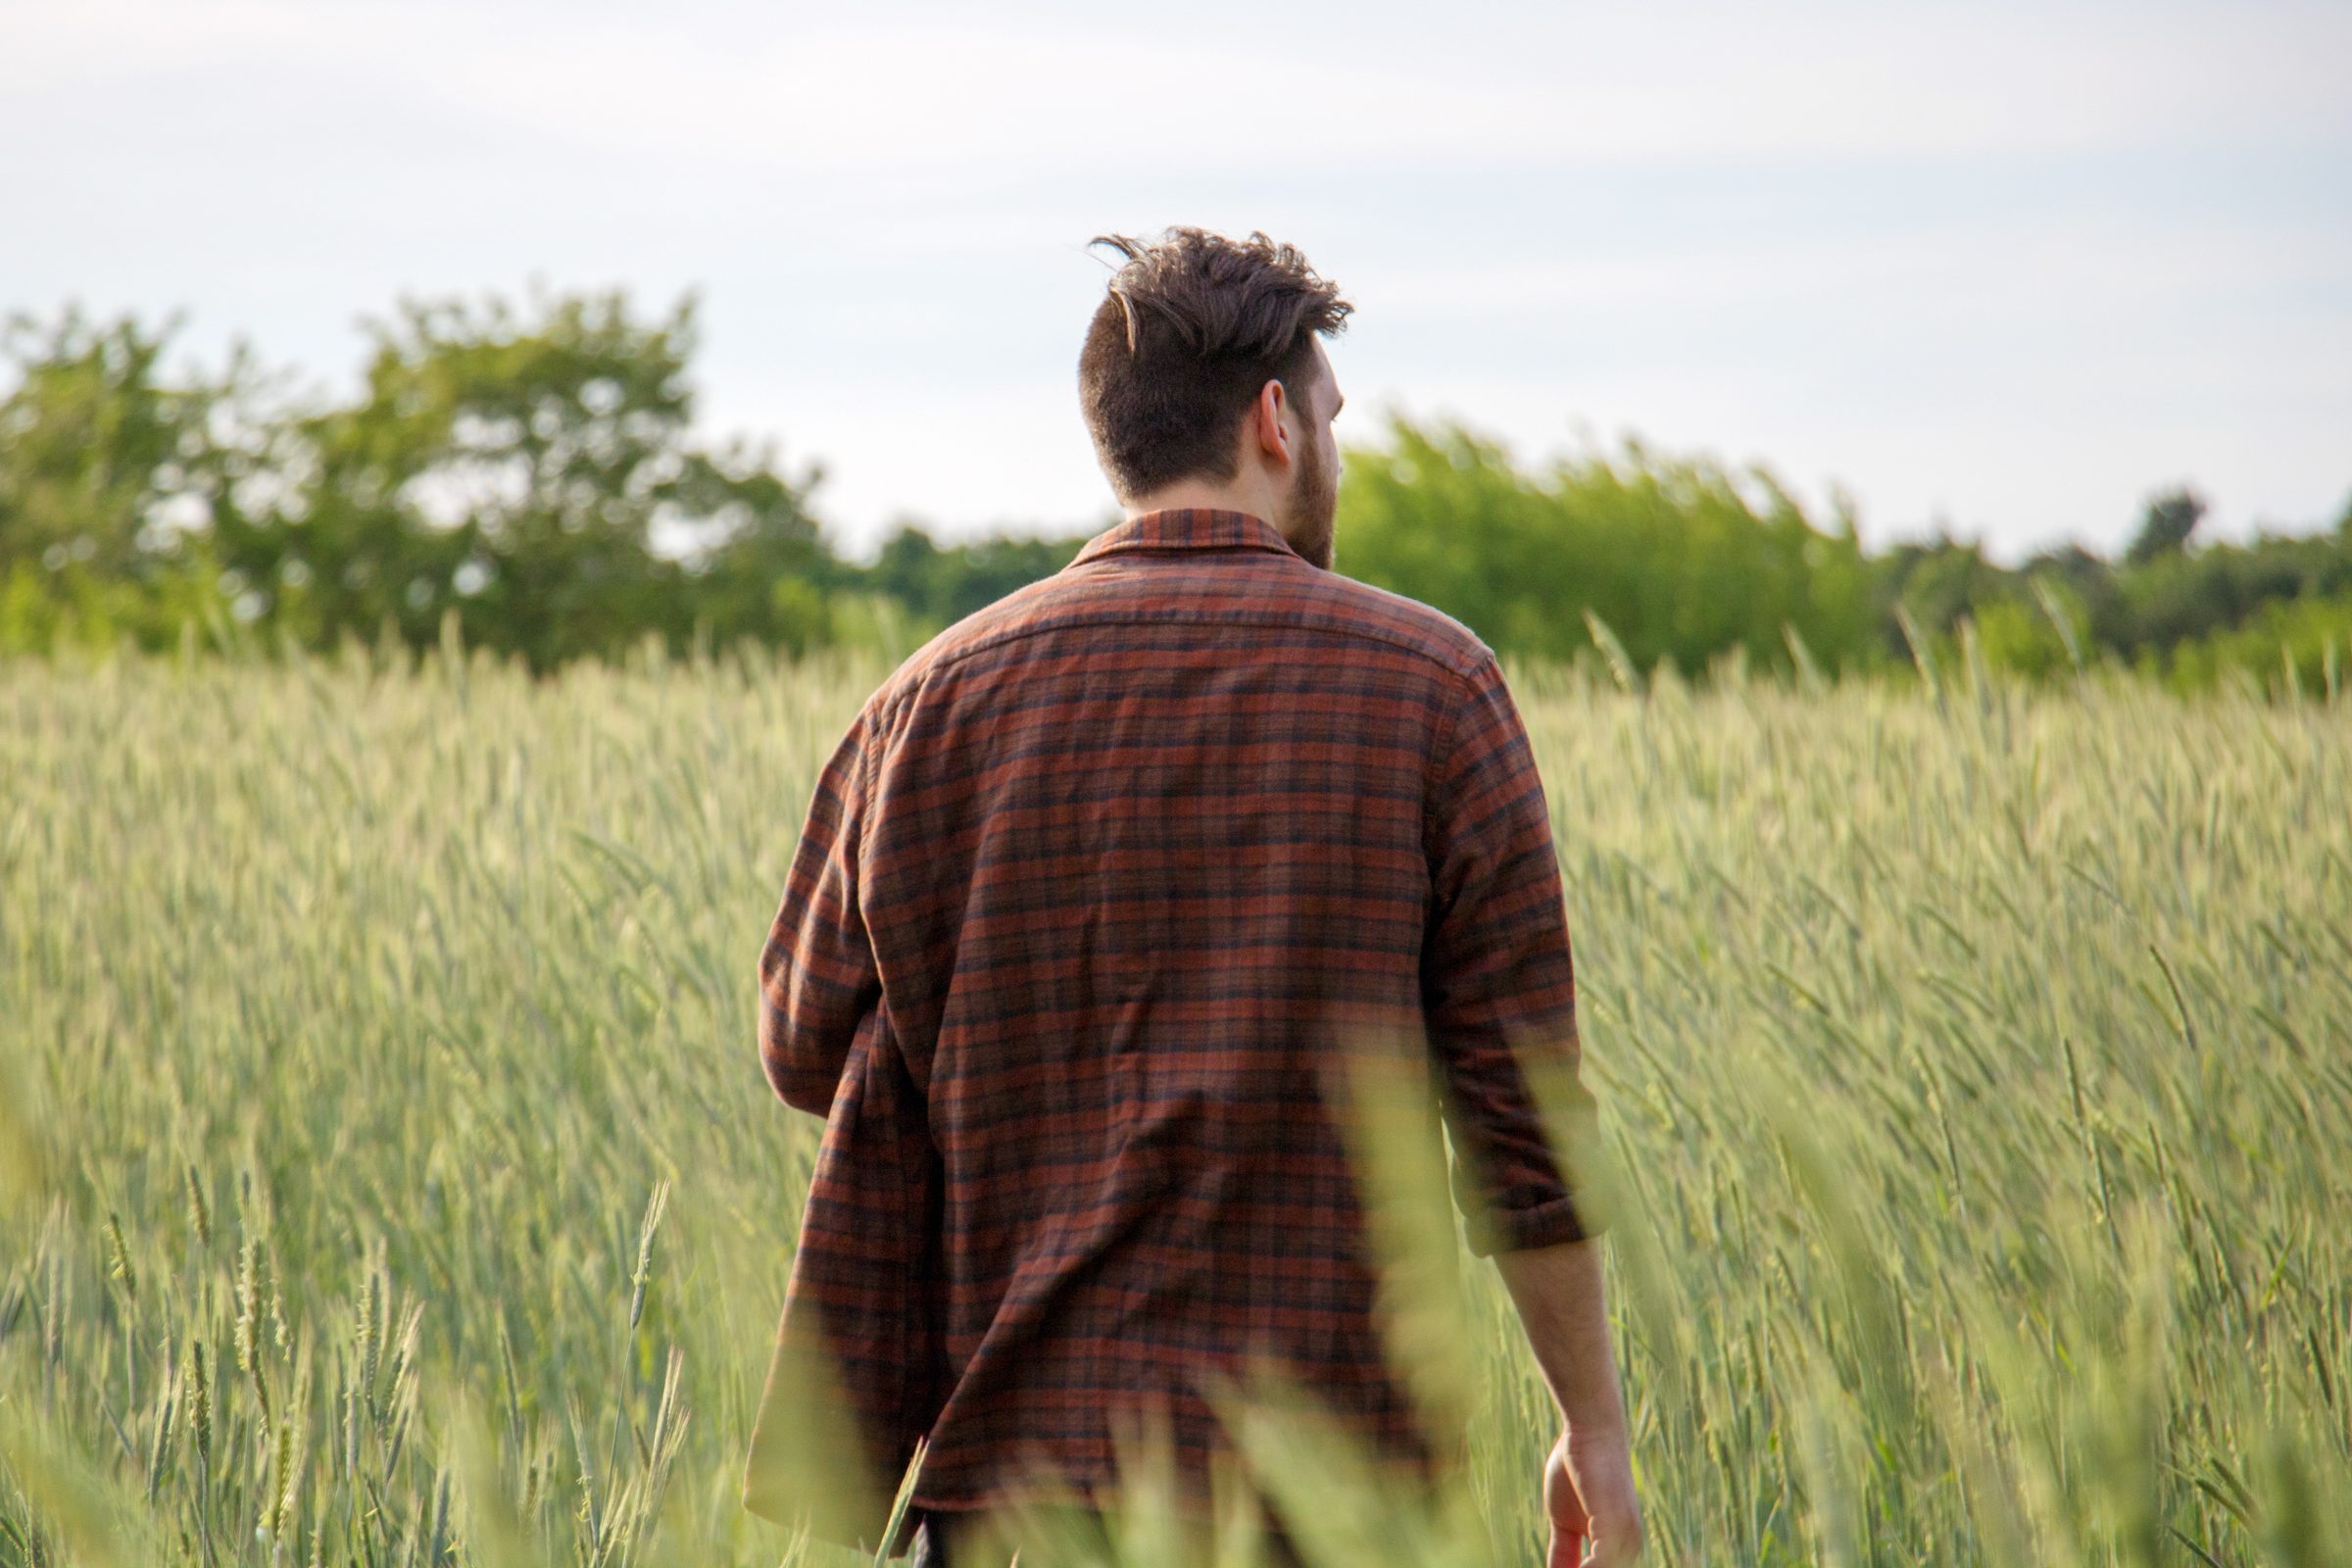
755, 508, 1591, 1536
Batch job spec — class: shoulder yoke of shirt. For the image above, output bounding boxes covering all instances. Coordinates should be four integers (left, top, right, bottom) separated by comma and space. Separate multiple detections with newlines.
861, 507, 1498, 723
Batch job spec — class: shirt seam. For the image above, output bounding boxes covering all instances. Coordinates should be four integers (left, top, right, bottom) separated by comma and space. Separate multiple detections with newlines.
1421, 656, 1478, 881
853, 706, 884, 830
1071, 540, 1294, 566
901, 600, 1488, 693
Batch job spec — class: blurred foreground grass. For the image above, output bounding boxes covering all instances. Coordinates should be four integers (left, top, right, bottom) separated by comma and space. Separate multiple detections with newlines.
1, 642, 2347, 1565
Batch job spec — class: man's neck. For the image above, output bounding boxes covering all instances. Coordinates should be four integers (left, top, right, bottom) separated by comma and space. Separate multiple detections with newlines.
1123, 479, 1282, 526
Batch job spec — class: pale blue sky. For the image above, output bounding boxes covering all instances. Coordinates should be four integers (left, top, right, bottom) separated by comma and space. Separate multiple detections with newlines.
5, 0, 2348, 561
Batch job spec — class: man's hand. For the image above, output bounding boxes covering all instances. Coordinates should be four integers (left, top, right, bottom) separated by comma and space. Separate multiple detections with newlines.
1544, 1427, 1642, 1566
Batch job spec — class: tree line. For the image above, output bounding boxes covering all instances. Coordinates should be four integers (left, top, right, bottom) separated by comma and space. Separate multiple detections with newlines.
5, 289, 2347, 691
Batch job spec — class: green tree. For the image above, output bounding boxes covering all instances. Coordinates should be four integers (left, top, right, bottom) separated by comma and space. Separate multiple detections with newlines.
219, 288, 833, 671
2125, 485, 2205, 566
863, 521, 1091, 629
1337, 417, 1876, 677
0, 310, 190, 578
0, 309, 251, 652
7, 294, 2347, 689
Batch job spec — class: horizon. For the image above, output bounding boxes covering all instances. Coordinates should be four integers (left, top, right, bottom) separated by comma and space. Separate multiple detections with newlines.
6, 0, 2348, 565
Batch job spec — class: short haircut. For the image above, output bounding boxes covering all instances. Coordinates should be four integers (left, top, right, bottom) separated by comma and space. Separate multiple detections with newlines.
1079, 227, 1353, 501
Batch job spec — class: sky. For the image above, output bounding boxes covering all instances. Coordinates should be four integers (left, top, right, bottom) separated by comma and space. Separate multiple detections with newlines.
4, 0, 2348, 563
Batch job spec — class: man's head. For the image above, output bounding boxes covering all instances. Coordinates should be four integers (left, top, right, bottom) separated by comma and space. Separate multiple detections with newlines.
1079, 227, 1352, 568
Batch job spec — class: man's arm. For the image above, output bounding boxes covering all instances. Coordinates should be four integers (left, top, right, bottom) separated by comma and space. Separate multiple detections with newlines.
758, 710, 883, 1116
1419, 650, 1591, 1251
1494, 1238, 1643, 1566
1420, 651, 1642, 1563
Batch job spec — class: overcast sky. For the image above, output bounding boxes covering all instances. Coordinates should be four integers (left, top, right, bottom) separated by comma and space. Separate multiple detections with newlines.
5, 0, 2348, 561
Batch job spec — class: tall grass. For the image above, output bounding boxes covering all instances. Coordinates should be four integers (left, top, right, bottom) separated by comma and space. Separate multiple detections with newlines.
1, 641, 2345, 1564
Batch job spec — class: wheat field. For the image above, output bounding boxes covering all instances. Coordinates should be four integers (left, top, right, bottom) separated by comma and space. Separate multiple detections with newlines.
1, 642, 2346, 1566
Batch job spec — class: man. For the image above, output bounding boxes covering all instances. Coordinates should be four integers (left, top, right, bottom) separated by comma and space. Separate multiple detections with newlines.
747, 227, 1642, 1567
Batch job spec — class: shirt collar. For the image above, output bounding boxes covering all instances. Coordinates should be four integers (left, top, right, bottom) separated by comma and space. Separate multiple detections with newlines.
1067, 508, 1300, 567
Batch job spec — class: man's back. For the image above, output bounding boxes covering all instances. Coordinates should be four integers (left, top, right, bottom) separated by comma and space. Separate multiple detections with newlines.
756, 507, 1590, 1532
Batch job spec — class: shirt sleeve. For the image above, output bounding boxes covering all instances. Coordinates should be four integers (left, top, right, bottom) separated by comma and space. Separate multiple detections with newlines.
759, 708, 884, 1117
1421, 652, 1598, 1256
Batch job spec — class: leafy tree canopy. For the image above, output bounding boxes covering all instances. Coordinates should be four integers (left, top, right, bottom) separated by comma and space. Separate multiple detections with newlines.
4, 292, 2347, 694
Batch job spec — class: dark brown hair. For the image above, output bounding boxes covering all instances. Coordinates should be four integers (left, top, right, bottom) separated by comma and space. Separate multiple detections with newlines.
1078, 227, 1353, 500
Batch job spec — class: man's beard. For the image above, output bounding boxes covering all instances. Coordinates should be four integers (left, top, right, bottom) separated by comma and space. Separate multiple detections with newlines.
1284, 431, 1338, 570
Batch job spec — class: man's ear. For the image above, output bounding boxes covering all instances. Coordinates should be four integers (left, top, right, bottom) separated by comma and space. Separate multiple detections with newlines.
1251, 379, 1293, 464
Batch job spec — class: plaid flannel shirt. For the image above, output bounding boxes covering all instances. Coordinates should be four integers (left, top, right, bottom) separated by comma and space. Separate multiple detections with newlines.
750, 507, 1592, 1541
